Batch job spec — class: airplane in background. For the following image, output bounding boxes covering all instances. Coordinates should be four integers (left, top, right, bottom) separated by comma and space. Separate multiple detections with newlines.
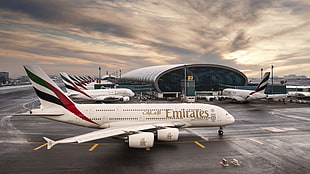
266, 93, 288, 102
223, 72, 271, 103
287, 86, 310, 100
288, 91, 310, 99
69, 74, 95, 90
60, 72, 135, 102
20, 65, 235, 149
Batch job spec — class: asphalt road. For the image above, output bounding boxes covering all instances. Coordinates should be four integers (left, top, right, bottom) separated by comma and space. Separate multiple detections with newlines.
0, 86, 309, 174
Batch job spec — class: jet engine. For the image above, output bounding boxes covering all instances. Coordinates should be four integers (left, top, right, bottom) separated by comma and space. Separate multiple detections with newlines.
120, 96, 130, 102
157, 128, 179, 141
128, 132, 154, 148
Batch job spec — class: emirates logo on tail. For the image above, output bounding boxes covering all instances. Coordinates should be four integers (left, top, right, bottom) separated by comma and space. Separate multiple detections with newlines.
246, 72, 270, 99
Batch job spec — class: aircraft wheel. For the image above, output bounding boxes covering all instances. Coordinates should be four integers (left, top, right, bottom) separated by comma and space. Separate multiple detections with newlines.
218, 130, 224, 136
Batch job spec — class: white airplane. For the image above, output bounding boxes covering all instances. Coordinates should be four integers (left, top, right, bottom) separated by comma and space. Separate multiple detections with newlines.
288, 91, 310, 100
287, 86, 310, 99
69, 74, 94, 90
223, 72, 270, 103
60, 72, 134, 102
266, 93, 288, 102
22, 65, 235, 149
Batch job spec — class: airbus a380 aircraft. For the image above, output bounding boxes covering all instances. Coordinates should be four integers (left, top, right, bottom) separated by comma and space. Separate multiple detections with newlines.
69, 74, 96, 90
223, 72, 270, 103
22, 65, 235, 149
60, 72, 135, 102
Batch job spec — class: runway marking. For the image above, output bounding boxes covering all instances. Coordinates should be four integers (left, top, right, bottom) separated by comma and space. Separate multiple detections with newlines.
22, 99, 38, 110
248, 138, 264, 144
89, 144, 99, 152
271, 111, 310, 121
194, 141, 206, 148
184, 128, 209, 141
262, 127, 298, 132
282, 127, 297, 131
262, 127, 285, 132
33, 143, 47, 150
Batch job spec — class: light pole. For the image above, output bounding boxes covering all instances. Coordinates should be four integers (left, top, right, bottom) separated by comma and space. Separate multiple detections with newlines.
184, 64, 187, 99
98, 67, 101, 84
271, 65, 274, 94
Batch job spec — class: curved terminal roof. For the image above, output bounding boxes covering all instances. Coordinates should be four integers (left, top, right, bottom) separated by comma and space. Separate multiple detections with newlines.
122, 64, 248, 92
122, 64, 184, 83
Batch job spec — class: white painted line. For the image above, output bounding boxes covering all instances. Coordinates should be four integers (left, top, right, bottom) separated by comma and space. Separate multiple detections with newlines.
184, 128, 209, 141
262, 127, 298, 132
282, 127, 298, 131
262, 127, 284, 132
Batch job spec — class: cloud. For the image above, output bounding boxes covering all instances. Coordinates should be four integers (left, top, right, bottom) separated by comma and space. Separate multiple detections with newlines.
0, 0, 309, 78
229, 30, 252, 52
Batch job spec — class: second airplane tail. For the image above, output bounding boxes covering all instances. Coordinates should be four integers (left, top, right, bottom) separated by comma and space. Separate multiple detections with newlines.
60, 72, 92, 99
250, 72, 270, 95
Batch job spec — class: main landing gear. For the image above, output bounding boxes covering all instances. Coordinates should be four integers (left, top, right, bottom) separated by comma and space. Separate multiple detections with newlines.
218, 126, 224, 136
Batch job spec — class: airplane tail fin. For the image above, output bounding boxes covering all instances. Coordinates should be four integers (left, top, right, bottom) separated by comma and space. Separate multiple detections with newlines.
60, 72, 76, 92
60, 72, 92, 98
70, 75, 88, 90
24, 65, 76, 109
246, 72, 270, 99
250, 72, 270, 95
24, 65, 98, 125
24, 65, 99, 125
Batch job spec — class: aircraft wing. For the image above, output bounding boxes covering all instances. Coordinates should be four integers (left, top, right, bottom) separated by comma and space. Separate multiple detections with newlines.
13, 111, 64, 117
43, 122, 178, 149
13, 113, 64, 116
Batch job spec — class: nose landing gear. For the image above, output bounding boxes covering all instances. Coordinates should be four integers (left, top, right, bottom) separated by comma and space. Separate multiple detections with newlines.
218, 126, 224, 136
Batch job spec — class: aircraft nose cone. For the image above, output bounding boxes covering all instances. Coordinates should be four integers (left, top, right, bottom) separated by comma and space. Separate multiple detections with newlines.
230, 115, 235, 124
227, 113, 235, 125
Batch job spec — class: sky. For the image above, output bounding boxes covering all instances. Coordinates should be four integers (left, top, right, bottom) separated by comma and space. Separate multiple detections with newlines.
0, 0, 309, 78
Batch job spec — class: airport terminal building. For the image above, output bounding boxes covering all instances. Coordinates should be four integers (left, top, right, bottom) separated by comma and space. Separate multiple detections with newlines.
122, 64, 248, 96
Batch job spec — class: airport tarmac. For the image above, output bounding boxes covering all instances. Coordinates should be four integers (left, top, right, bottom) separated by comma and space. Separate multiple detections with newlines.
0, 86, 310, 174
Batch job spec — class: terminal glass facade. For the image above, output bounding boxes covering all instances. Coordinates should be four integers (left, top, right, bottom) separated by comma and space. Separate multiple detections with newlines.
122, 64, 248, 93
158, 67, 246, 92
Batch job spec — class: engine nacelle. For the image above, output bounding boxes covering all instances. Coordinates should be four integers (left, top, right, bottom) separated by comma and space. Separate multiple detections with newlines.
157, 128, 179, 141
120, 96, 130, 102
128, 132, 154, 148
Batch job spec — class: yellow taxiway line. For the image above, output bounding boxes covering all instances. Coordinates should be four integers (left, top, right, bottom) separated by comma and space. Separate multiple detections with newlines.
33, 143, 47, 151
89, 144, 100, 152
194, 141, 206, 148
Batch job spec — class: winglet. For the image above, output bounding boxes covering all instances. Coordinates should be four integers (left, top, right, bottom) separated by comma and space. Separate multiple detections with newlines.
43, 137, 57, 150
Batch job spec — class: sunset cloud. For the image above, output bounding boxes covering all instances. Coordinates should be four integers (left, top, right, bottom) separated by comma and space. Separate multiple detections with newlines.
0, 0, 309, 78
